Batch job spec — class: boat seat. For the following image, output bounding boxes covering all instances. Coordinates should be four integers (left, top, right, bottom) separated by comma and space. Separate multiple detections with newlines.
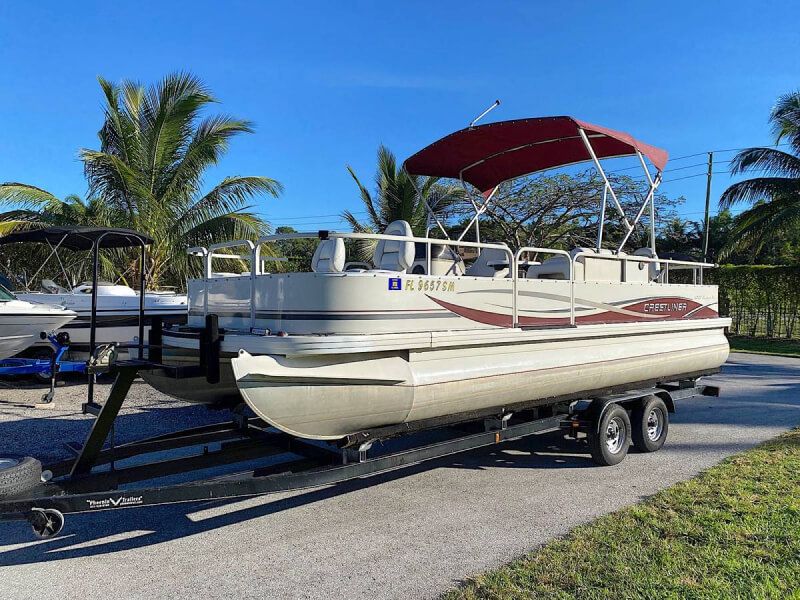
632, 247, 661, 281
41, 279, 68, 294
465, 246, 510, 278
526, 247, 618, 281
312, 238, 346, 273
372, 220, 415, 272
526, 255, 571, 280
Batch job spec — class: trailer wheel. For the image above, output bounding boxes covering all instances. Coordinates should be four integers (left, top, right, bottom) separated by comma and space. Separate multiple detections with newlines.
29, 508, 64, 539
0, 456, 42, 498
31, 348, 55, 384
589, 404, 631, 466
631, 395, 669, 452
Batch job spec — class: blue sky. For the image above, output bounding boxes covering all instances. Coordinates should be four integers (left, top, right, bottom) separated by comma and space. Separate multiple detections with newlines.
0, 1, 797, 231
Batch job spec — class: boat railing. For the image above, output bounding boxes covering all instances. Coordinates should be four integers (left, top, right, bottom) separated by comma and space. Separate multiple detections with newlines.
570, 251, 715, 286
514, 247, 574, 326
190, 241, 256, 279
188, 232, 718, 328
250, 231, 515, 274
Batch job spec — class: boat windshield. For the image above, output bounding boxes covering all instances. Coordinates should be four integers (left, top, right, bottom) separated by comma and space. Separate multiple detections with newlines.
0, 284, 16, 301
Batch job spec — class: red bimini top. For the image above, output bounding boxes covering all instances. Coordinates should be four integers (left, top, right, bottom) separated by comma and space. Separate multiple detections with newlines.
403, 116, 668, 193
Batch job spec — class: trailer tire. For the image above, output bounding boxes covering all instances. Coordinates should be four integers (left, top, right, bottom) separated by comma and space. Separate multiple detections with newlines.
589, 404, 631, 466
31, 348, 55, 384
631, 395, 669, 452
0, 456, 42, 498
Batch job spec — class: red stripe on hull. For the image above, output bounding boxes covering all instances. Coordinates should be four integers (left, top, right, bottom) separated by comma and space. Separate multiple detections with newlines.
427, 295, 719, 328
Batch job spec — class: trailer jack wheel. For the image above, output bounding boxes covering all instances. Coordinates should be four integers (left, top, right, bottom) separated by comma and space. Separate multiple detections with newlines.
28, 508, 64, 539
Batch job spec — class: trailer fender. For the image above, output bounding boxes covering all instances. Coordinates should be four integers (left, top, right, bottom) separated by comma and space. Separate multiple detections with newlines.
581, 389, 675, 434
653, 390, 676, 413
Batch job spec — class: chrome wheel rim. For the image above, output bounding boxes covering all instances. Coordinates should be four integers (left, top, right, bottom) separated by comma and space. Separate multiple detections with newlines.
605, 417, 626, 454
646, 409, 664, 441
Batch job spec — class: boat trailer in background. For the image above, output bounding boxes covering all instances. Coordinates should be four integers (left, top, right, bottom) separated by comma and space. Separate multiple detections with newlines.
0, 332, 87, 404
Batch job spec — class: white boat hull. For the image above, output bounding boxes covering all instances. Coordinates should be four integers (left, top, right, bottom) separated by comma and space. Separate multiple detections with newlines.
0, 301, 77, 360
16, 290, 187, 354
231, 319, 728, 440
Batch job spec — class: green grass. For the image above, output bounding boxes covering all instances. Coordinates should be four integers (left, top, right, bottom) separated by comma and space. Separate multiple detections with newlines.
444, 428, 800, 600
728, 335, 800, 358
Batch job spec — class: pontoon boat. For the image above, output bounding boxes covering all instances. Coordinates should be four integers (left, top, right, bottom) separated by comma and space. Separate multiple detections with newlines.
143, 115, 731, 440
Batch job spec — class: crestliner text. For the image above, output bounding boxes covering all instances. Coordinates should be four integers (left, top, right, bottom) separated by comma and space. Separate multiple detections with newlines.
643, 302, 688, 313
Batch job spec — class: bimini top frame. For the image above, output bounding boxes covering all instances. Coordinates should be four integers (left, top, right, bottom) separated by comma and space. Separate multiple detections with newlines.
0, 226, 154, 408
402, 113, 667, 254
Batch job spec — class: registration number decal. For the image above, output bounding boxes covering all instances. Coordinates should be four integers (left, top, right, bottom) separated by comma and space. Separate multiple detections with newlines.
405, 280, 456, 292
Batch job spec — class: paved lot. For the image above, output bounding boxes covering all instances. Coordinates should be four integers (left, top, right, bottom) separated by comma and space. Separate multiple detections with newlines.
1, 353, 799, 599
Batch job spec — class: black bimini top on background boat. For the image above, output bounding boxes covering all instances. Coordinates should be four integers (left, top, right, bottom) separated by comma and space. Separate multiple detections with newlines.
0, 226, 153, 250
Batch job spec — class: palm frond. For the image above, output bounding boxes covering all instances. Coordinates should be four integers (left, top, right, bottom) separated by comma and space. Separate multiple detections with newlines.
345, 165, 380, 228
0, 183, 60, 209
719, 195, 800, 258
161, 116, 256, 202
729, 147, 800, 178
770, 90, 800, 153
718, 177, 800, 209
170, 176, 281, 239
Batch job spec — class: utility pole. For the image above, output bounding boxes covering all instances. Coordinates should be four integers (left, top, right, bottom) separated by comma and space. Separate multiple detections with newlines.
702, 152, 713, 262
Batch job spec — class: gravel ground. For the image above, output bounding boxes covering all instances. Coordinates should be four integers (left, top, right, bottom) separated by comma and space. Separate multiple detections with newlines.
0, 352, 799, 600
0, 378, 233, 463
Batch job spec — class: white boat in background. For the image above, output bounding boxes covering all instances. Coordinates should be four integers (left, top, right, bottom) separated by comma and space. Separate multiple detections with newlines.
0, 286, 76, 359
16, 282, 186, 353
143, 115, 730, 440
0, 227, 187, 356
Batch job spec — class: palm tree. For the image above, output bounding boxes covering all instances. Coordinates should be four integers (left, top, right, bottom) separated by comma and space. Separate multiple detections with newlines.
719, 91, 800, 257
342, 145, 461, 236
0, 190, 130, 287
0, 72, 282, 288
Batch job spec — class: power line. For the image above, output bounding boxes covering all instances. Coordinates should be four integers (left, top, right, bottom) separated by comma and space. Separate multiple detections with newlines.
664, 162, 710, 173
604, 142, 792, 176
666, 142, 791, 163
660, 170, 732, 184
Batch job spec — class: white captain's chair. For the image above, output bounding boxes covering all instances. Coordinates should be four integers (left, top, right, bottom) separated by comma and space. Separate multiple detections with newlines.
633, 247, 661, 281
465, 246, 510, 278
311, 238, 346, 273
372, 220, 415, 271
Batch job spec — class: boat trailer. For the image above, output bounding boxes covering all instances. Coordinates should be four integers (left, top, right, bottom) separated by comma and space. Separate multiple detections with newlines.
0, 332, 87, 404
0, 317, 720, 539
